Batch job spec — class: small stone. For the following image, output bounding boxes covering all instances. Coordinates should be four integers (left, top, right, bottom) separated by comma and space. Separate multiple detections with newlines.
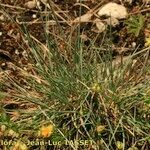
105, 17, 119, 27
32, 14, 37, 18
124, 0, 133, 4
95, 19, 106, 33
0, 15, 5, 21
131, 42, 136, 48
15, 49, 19, 55
98, 2, 128, 19
25, 0, 37, 9
22, 50, 28, 57
1, 63, 6, 67
73, 12, 93, 23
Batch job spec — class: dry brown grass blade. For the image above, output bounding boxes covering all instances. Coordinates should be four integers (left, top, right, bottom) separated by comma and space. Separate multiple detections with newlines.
72, 0, 105, 24
0, 3, 26, 10
41, 0, 72, 26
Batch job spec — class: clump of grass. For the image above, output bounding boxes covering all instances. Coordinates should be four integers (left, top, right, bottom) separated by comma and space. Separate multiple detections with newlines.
0, 5, 150, 150
3, 29, 149, 150
125, 14, 144, 37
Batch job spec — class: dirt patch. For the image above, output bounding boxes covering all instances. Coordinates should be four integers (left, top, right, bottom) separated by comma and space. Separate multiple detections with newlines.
0, 1, 149, 62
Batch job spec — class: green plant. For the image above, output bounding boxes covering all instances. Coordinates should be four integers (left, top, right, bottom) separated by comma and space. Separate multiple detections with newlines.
125, 15, 144, 37
5, 29, 149, 149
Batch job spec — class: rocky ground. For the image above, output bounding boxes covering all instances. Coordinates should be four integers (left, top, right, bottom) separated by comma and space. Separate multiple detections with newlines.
0, 0, 150, 67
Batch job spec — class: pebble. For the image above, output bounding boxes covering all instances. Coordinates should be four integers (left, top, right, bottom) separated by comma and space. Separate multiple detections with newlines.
95, 19, 106, 33
98, 2, 128, 19
25, 0, 37, 9
32, 14, 37, 18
